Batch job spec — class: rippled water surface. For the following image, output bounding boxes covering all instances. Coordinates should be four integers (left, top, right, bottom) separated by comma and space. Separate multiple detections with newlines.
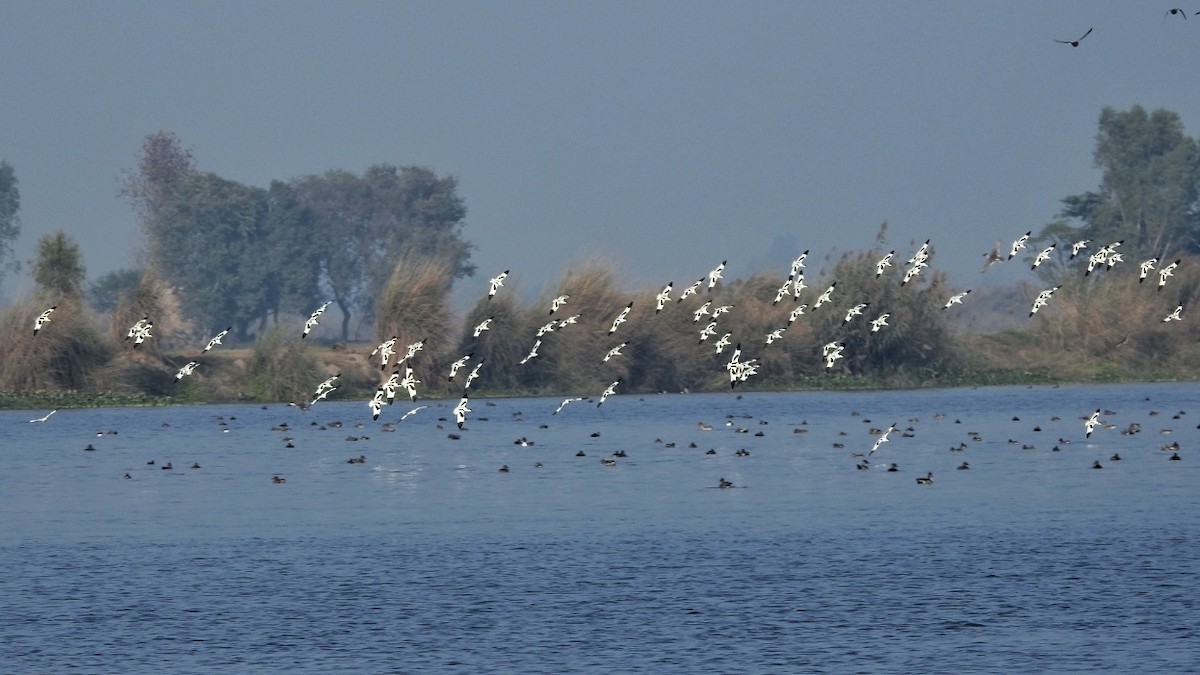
2, 384, 1198, 673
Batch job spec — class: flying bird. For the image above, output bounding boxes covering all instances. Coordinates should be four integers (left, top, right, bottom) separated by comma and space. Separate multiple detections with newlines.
608, 301, 633, 334
400, 405, 427, 421
790, 251, 809, 277
488, 270, 509, 299
553, 397, 584, 415
28, 410, 56, 423
698, 321, 719, 343
773, 277, 793, 305
942, 290, 971, 309
1085, 409, 1101, 438
982, 242, 1005, 271
1166, 8, 1188, 19
454, 396, 471, 429
175, 361, 199, 380
1009, 231, 1031, 259
597, 379, 621, 406
549, 295, 569, 314
1069, 239, 1090, 259
464, 360, 485, 389
131, 321, 154, 347
714, 332, 733, 354
124, 317, 150, 342
602, 342, 628, 362
203, 327, 231, 353
371, 337, 398, 369
655, 283, 673, 313
1138, 258, 1158, 282
764, 327, 786, 345
519, 339, 542, 365
876, 251, 895, 277
843, 303, 868, 324
302, 302, 331, 339
869, 423, 897, 456
1029, 286, 1061, 316
535, 320, 558, 337
870, 313, 890, 332
473, 317, 494, 337
448, 354, 472, 381
677, 278, 704, 302
787, 304, 807, 325
1164, 305, 1183, 323
814, 283, 836, 309
33, 307, 56, 335
1055, 27, 1093, 47
557, 313, 581, 329
1031, 245, 1056, 270
693, 301, 712, 322
1159, 259, 1181, 291
707, 260, 727, 291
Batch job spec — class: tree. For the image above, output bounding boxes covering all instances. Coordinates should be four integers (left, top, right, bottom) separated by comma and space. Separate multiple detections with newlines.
1037, 106, 1200, 270
152, 172, 274, 339
118, 130, 196, 222
0, 161, 22, 288
88, 268, 143, 314
33, 231, 86, 299
293, 164, 474, 341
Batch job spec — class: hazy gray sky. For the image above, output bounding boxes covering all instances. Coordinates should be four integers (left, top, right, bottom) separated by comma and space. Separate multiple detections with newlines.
2, 1, 1198, 305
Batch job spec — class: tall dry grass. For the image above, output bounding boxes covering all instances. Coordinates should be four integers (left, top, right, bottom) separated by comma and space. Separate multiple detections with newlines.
375, 256, 456, 394
0, 297, 112, 392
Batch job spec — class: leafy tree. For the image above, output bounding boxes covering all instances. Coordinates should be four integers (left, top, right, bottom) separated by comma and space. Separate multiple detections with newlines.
88, 268, 143, 314
118, 130, 197, 222
0, 160, 22, 288
33, 231, 86, 299
152, 172, 273, 339
293, 164, 474, 341
1036, 106, 1200, 271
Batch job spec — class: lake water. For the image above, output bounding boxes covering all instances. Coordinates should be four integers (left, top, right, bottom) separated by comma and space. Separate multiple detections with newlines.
2, 383, 1198, 673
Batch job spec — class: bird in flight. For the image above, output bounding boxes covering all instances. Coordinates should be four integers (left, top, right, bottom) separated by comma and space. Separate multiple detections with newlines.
1055, 27, 1093, 47
34, 306, 56, 335
28, 410, 56, 423
488, 270, 509, 299
203, 327, 231, 353
1165, 8, 1188, 19
302, 302, 331, 339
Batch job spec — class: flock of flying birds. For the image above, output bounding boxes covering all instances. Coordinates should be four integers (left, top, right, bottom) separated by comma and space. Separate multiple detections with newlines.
29, 225, 1188, 447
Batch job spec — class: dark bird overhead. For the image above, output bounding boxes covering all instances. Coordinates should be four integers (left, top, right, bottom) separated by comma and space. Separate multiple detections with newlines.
1055, 27, 1093, 47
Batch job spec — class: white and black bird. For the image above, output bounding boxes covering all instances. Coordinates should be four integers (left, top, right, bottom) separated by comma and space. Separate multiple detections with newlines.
608, 301, 633, 334
131, 321, 154, 348
1030, 286, 1061, 316
907, 239, 931, 266
371, 337, 398, 370
399, 366, 420, 401
693, 301, 712, 322
28, 410, 56, 423
473, 317, 494, 337
901, 263, 926, 286
823, 341, 845, 369
843, 303, 868, 324
1159, 259, 1181, 291
448, 354, 472, 381
1069, 239, 1090, 259
175, 361, 199, 380
677, 278, 704, 302
814, 283, 836, 309
1085, 408, 1101, 438
400, 405, 427, 421
875, 251, 895, 278
790, 251, 809, 277
314, 373, 340, 398
598, 379, 621, 406
464, 360, 485, 389
1032, 245, 1056, 270
203, 326, 231, 353
557, 314, 581, 329
1164, 305, 1183, 323
368, 390, 386, 421
124, 317, 150, 342
519, 339, 542, 365
33, 306, 56, 335
942, 290, 971, 309
698, 321, 718, 343
869, 423, 897, 456
711, 304, 733, 319
1009, 231, 1031, 259
488, 270, 509, 299
302, 302, 331, 339
707, 260, 727, 292
535, 320, 558, 337
1138, 258, 1158, 282
454, 396, 471, 429
549, 295, 569, 314
553, 397, 584, 415
787, 304, 808, 325
401, 339, 425, 363
765, 327, 786, 345
870, 313, 890, 332
655, 283, 673, 313
773, 277, 793, 305
602, 342, 628, 363
714, 332, 733, 354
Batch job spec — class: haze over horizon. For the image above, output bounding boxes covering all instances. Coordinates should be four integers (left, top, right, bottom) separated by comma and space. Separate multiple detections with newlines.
3, 1, 1198, 312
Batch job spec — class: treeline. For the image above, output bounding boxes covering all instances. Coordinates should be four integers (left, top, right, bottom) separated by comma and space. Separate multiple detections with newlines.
117, 130, 474, 342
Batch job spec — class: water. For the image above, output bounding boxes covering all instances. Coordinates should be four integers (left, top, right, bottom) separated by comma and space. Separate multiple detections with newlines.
2, 383, 1198, 673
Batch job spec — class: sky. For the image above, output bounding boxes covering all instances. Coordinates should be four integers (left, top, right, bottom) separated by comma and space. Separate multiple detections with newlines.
2, 1, 1198, 310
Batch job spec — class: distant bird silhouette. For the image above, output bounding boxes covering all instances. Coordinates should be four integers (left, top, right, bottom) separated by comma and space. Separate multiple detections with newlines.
1166, 8, 1188, 19
1055, 27, 1093, 47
